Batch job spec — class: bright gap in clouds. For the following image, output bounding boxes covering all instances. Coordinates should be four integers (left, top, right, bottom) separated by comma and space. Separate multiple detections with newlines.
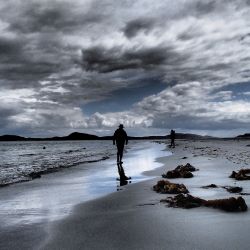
83, 78, 166, 115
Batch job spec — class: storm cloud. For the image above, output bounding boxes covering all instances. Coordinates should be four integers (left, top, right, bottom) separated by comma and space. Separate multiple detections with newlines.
123, 18, 154, 38
1, 0, 250, 137
81, 45, 185, 73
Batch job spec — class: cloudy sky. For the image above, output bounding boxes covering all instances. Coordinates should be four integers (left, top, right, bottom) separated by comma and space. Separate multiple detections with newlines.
1, 0, 250, 137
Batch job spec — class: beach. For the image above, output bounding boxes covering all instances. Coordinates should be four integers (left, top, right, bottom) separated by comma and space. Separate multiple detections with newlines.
0, 141, 168, 250
2, 139, 250, 249
43, 139, 250, 250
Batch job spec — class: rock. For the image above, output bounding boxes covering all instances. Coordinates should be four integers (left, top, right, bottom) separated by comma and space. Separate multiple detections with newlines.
153, 180, 189, 194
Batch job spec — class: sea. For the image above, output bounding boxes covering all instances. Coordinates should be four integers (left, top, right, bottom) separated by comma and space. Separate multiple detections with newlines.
0, 140, 170, 229
0, 140, 116, 186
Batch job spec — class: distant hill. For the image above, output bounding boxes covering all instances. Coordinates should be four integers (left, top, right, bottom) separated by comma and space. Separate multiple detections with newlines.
0, 135, 27, 141
57, 132, 99, 140
0, 132, 217, 141
235, 133, 250, 139
0, 132, 99, 141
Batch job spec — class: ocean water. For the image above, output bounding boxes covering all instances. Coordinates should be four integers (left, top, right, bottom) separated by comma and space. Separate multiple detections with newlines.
0, 140, 116, 186
0, 141, 169, 228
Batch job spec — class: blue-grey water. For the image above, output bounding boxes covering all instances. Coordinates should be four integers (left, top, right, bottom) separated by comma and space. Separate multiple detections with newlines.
0, 141, 170, 228
0, 140, 116, 186
0, 141, 171, 250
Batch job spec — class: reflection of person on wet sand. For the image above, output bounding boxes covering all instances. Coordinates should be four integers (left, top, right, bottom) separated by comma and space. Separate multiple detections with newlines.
116, 162, 130, 181
113, 124, 128, 164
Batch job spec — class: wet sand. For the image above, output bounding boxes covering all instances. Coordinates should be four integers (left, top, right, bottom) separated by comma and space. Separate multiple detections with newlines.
0, 141, 168, 250
43, 140, 250, 250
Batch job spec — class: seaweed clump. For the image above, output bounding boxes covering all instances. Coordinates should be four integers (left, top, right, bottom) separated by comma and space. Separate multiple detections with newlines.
153, 180, 189, 194
162, 163, 198, 179
230, 169, 250, 180
162, 194, 247, 212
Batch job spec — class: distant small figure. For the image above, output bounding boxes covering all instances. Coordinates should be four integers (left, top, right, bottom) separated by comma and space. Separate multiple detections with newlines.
113, 124, 128, 163
170, 129, 176, 148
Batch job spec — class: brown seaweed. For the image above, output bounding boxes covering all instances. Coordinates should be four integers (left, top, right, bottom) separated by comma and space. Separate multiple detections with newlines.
153, 180, 189, 194
162, 194, 247, 212
162, 163, 198, 179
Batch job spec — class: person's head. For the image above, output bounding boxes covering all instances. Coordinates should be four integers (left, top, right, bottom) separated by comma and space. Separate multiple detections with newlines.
119, 124, 124, 129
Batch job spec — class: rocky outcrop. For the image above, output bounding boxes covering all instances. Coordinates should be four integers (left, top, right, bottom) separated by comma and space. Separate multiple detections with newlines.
153, 180, 189, 194
162, 163, 198, 179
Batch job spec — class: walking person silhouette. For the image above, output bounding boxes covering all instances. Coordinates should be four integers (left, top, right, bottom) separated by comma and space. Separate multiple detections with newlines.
113, 124, 128, 164
170, 129, 176, 148
113, 124, 130, 182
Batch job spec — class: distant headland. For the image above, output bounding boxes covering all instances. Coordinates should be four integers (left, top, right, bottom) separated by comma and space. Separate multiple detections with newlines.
0, 131, 249, 141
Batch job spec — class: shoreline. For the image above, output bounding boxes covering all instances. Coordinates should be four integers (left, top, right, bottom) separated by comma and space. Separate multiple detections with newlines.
0, 154, 111, 188
0, 141, 169, 250
43, 140, 250, 250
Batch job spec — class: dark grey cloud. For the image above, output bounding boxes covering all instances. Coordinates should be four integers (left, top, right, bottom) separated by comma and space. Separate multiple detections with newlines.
7, 2, 105, 34
0, 37, 23, 58
194, 1, 216, 15
0, 107, 17, 124
81, 45, 188, 73
123, 18, 154, 38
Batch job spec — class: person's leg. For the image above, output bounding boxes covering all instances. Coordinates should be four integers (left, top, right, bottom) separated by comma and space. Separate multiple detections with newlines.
120, 149, 124, 162
117, 144, 124, 163
117, 150, 120, 163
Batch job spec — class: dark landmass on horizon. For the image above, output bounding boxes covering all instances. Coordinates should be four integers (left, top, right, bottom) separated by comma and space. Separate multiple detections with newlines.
0, 132, 249, 141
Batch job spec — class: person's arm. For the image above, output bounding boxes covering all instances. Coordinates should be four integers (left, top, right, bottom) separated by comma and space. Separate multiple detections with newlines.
113, 132, 116, 145
125, 131, 128, 145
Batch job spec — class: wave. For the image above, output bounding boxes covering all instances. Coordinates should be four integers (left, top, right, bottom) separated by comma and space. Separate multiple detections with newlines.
0, 141, 116, 187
